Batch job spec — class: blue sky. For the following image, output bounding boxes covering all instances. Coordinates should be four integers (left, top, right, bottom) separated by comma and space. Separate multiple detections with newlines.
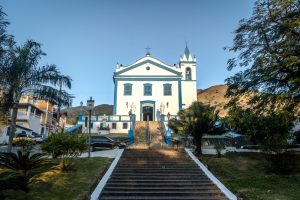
2, 0, 255, 107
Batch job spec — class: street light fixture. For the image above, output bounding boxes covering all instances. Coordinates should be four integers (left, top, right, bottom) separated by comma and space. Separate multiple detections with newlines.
80, 101, 83, 115
87, 96, 94, 158
128, 110, 132, 130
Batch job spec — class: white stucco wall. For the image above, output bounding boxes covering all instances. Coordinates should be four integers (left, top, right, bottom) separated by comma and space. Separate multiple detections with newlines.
115, 80, 180, 120
181, 81, 197, 109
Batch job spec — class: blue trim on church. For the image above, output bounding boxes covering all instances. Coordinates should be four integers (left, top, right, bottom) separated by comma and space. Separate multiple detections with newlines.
114, 77, 181, 81
114, 60, 182, 76
140, 100, 156, 121
113, 79, 118, 114
178, 80, 182, 110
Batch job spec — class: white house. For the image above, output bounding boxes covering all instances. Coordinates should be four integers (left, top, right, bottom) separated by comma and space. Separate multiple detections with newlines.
78, 45, 197, 134
114, 45, 197, 121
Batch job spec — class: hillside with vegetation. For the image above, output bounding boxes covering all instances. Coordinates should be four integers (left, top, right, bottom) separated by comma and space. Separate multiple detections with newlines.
62, 104, 113, 124
197, 85, 250, 117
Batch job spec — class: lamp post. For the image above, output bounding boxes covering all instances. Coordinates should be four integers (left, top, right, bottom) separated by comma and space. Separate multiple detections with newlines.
129, 110, 132, 130
87, 97, 94, 158
166, 112, 171, 145
80, 101, 83, 115
128, 110, 133, 145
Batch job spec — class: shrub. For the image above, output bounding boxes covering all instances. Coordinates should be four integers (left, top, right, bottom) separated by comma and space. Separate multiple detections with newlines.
13, 137, 35, 152
0, 170, 29, 198
0, 150, 52, 177
41, 130, 87, 159
41, 130, 87, 172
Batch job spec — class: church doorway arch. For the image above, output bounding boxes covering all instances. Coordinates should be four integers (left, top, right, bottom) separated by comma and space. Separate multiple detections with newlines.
142, 106, 153, 121
140, 101, 155, 121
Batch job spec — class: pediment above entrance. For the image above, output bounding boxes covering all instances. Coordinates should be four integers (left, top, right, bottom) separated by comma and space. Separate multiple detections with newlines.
114, 56, 181, 77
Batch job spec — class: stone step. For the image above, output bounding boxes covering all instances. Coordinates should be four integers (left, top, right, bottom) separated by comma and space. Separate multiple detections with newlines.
110, 173, 207, 177
105, 182, 215, 187
113, 169, 204, 173
100, 196, 225, 200
101, 191, 224, 196
99, 149, 226, 200
107, 179, 213, 183
102, 186, 219, 191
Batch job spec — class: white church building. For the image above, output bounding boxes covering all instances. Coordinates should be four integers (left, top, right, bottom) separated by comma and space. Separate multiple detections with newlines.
114, 45, 197, 121
78, 45, 197, 133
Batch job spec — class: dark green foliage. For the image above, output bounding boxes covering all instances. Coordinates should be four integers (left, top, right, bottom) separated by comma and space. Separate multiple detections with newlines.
0, 150, 52, 177
225, 0, 300, 114
0, 171, 29, 192
224, 106, 295, 145
168, 102, 218, 155
41, 130, 87, 172
41, 130, 87, 159
224, 106, 296, 173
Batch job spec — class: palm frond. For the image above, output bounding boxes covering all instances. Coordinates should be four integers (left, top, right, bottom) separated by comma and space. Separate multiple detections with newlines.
0, 150, 52, 176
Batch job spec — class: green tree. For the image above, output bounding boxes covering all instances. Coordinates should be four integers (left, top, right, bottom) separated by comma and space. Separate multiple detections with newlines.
169, 102, 217, 155
0, 40, 73, 153
224, 106, 296, 173
0, 7, 14, 129
225, 0, 300, 114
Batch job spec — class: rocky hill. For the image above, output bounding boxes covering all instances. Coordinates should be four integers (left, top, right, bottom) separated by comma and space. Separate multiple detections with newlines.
197, 85, 230, 117
197, 84, 251, 117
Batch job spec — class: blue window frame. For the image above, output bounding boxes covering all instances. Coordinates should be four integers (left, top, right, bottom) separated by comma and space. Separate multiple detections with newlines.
123, 123, 128, 129
144, 83, 152, 96
112, 123, 116, 129
163, 84, 172, 96
124, 83, 132, 96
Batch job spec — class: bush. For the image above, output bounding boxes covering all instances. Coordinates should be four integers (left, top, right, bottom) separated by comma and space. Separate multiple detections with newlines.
13, 138, 35, 152
41, 130, 87, 172
0, 170, 29, 198
0, 150, 52, 177
41, 130, 87, 159
265, 152, 298, 174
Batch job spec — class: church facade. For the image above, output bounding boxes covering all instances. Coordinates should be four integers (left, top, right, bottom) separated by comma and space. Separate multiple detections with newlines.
113, 46, 197, 121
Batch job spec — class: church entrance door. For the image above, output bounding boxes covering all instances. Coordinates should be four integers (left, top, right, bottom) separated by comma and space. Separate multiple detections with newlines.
142, 106, 153, 121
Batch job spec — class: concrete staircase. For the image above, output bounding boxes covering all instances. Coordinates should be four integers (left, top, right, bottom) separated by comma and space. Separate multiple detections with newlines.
99, 149, 227, 200
148, 121, 164, 148
131, 121, 164, 148
132, 121, 148, 148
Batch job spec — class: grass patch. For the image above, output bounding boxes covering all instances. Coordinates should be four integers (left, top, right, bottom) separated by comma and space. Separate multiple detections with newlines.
199, 153, 300, 200
2, 157, 112, 200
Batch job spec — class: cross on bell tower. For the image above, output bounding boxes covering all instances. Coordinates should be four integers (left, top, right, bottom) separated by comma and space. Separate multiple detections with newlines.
145, 46, 151, 56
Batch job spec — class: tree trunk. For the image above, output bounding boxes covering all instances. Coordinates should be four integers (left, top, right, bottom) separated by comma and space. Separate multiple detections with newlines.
194, 136, 202, 156
7, 102, 18, 153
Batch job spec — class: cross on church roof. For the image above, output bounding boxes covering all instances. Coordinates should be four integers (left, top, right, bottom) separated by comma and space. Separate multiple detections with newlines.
145, 46, 151, 56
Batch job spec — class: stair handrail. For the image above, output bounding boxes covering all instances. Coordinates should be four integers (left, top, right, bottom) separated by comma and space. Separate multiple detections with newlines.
146, 116, 151, 145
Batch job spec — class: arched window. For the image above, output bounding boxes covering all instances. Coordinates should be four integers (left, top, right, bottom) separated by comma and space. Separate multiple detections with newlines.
186, 67, 192, 80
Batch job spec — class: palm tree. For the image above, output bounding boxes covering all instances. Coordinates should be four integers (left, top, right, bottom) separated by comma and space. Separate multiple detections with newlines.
0, 150, 52, 176
169, 102, 217, 155
0, 40, 73, 152
0, 170, 29, 194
